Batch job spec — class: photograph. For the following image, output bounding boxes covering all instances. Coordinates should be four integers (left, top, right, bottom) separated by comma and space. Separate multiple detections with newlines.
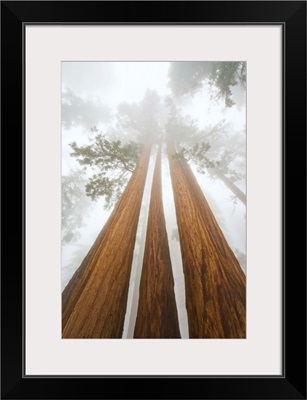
61, 61, 247, 339
1, 0, 306, 397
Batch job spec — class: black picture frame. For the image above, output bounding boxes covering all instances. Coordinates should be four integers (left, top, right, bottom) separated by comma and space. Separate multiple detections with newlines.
1, 1, 306, 399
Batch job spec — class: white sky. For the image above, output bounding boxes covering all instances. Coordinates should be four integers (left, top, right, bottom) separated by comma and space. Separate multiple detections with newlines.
63, 62, 172, 113
61, 61, 246, 338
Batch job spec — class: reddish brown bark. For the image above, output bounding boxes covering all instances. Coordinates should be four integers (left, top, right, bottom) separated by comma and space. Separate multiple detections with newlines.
134, 147, 181, 338
167, 141, 246, 338
62, 145, 151, 338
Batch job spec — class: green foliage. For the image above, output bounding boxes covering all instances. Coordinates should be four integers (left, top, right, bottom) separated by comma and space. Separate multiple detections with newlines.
168, 62, 210, 95
180, 140, 244, 184
212, 149, 244, 182
70, 135, 141, 209
212, 62, 246, 107
176, 142, 212, 165
168, 61, 246, 107
166, 105, 245, 186
66, 91, 162, 211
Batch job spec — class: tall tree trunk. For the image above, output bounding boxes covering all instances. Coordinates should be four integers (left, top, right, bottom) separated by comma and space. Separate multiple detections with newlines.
212, 168, 246, 205
167, 141, 246, 338
134, 146, 181, 338
62, 144, 152, 338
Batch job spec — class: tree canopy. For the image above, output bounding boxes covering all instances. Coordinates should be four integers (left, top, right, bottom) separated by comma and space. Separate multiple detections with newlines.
68, 90, 163, 210
168, 61, 246, 107
116, 89, 164, 142
70, 136, 141, 209
165, 104, 246, 203
62, 62, 247, 338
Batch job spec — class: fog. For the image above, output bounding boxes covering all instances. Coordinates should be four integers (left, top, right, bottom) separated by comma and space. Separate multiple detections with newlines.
62, 61, 246, 338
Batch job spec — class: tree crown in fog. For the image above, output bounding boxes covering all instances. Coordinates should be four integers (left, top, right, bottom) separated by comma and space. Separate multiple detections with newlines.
168, 61, 246, 107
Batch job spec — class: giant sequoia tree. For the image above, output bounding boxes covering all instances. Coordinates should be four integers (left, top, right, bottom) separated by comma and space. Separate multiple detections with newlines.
62, 91, 161, 338
62, 64, 246, 338
134, 146, 181, 338
167, 139, 246, 338
62, 144, 152, 338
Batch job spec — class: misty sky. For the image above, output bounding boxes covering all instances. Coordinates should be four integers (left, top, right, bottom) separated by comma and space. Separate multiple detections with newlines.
61, 61, 246, 338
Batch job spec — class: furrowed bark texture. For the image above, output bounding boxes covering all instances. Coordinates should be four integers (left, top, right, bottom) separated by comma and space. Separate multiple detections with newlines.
62, 145, 151, 338
134, 147, 181, 338
167, 141, 246, 338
